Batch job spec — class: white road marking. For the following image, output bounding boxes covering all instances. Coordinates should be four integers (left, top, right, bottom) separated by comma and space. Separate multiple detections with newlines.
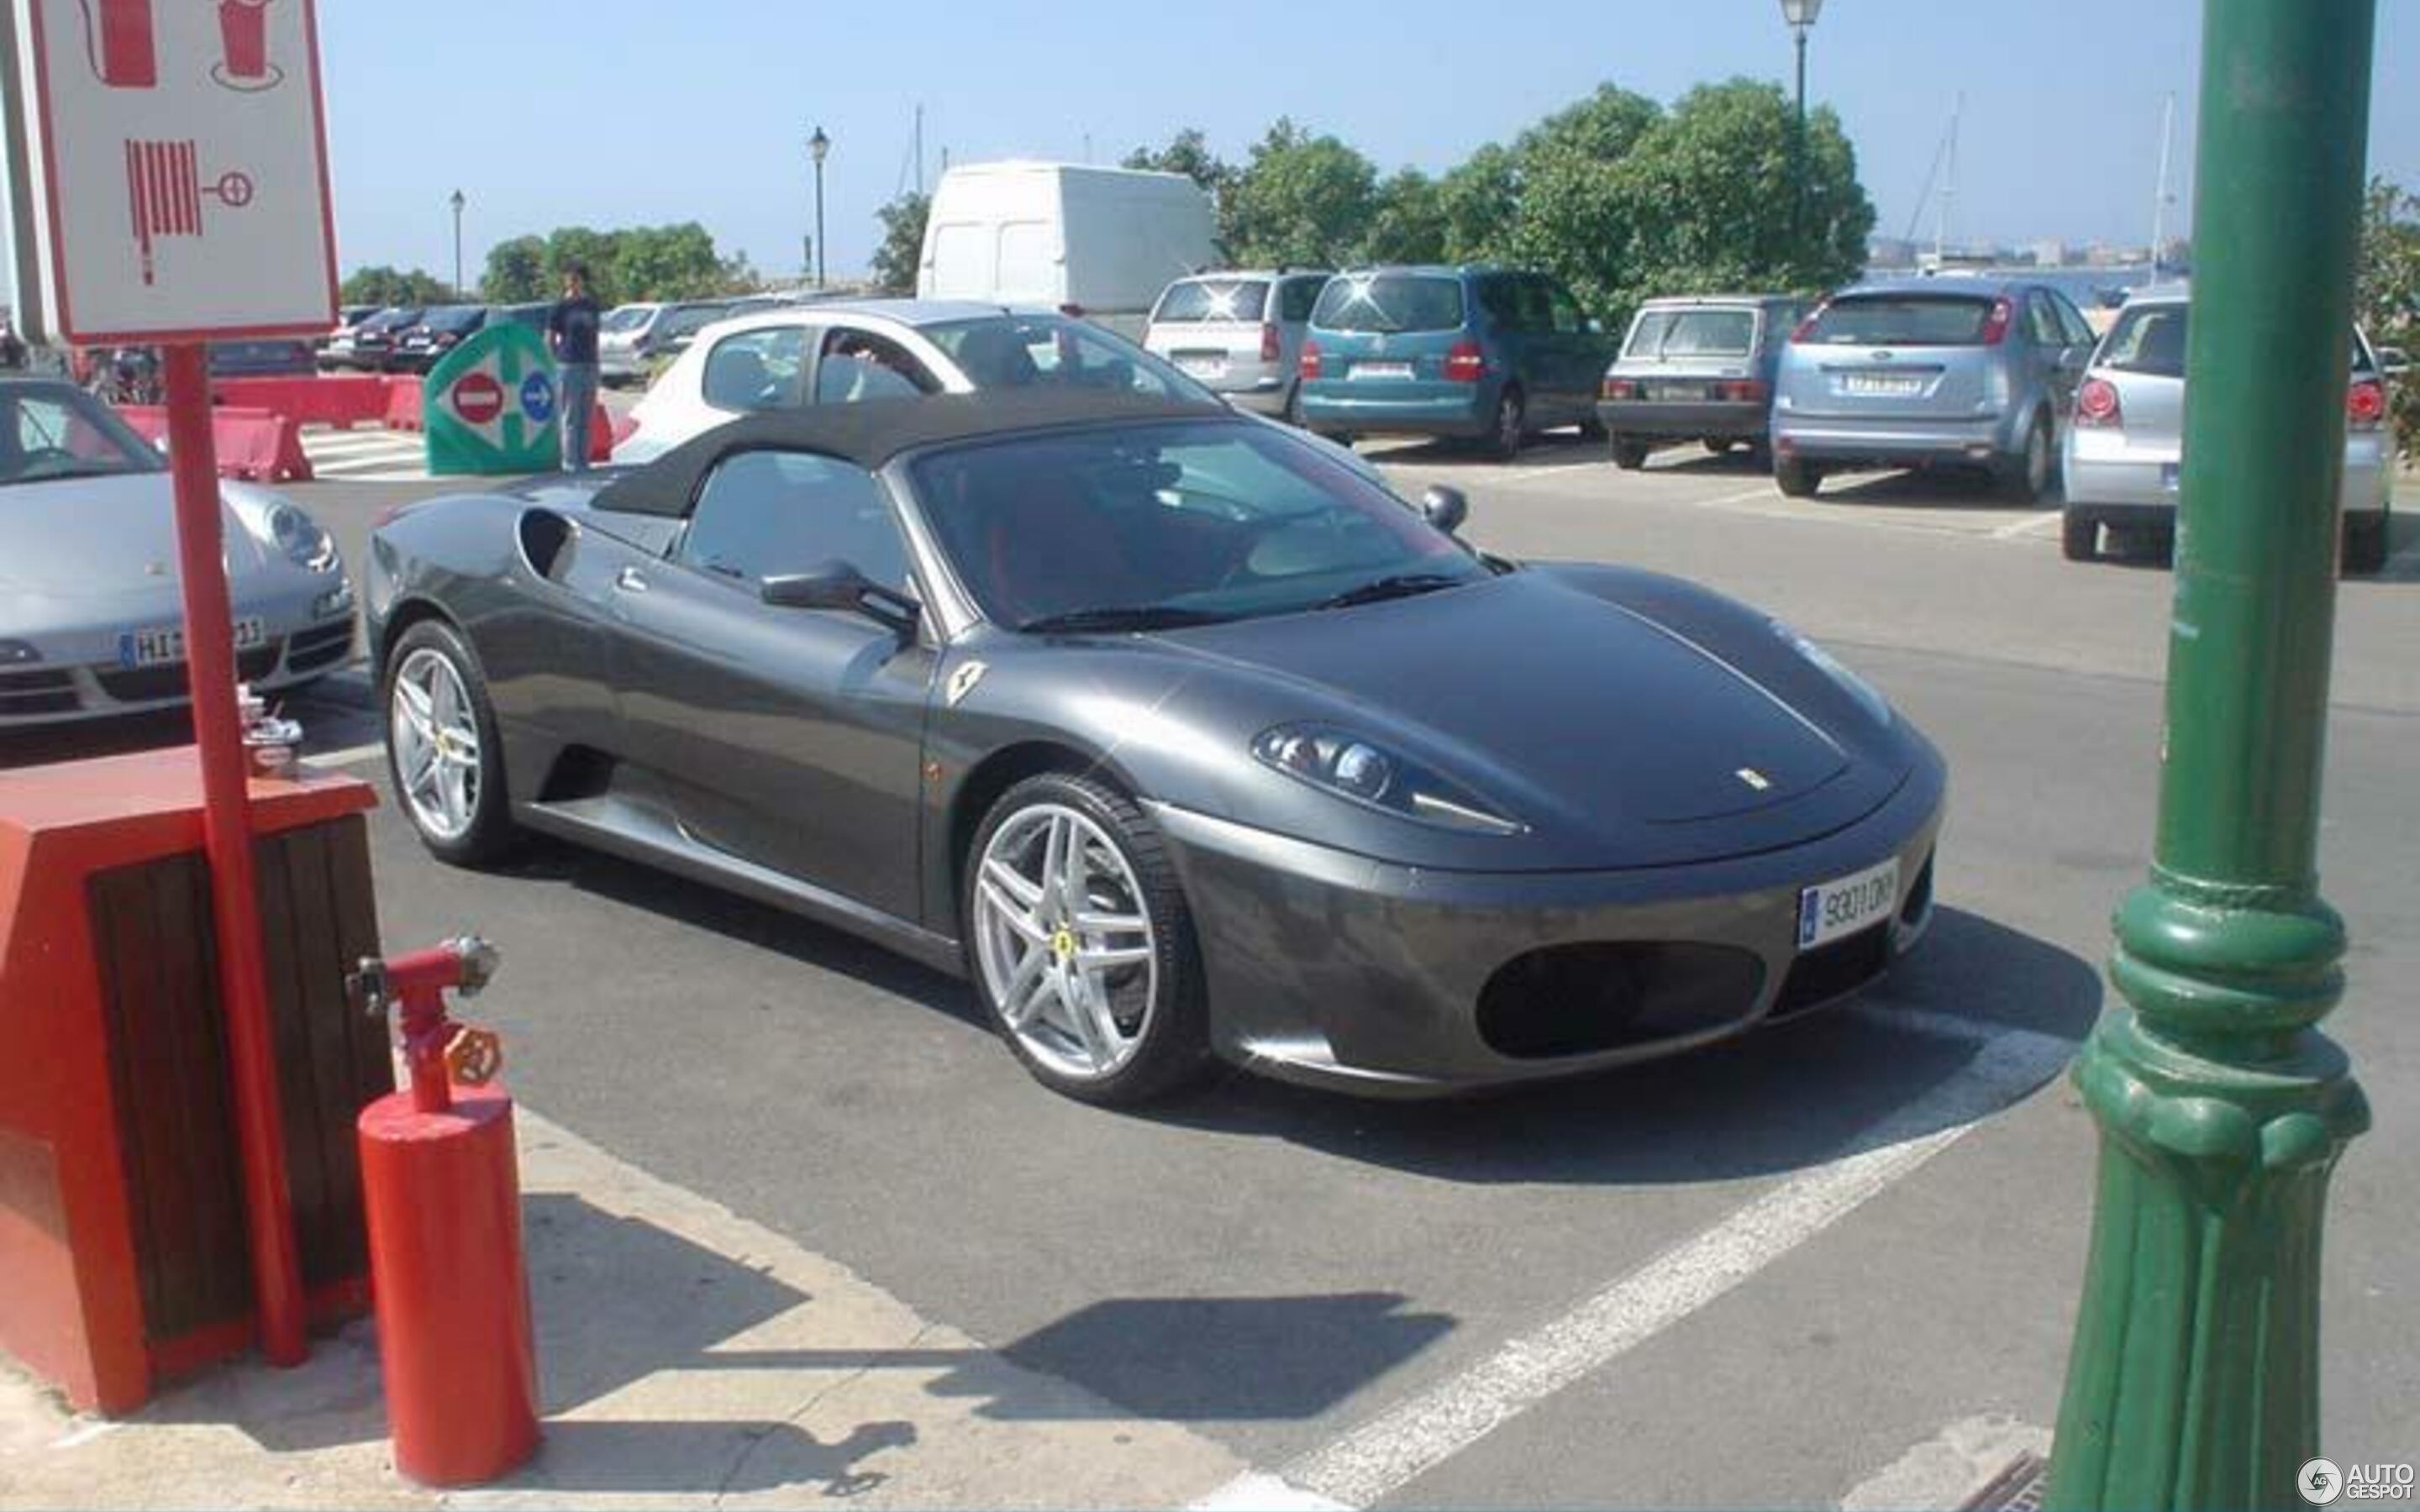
1189, 1473, 1353, 1511
304, 741, 386, 769
46, 1419, 119, 1451
1991, 511, 2065, 540
1839, 1413, 2051, 1510
300, 428, 429, 482
1490, 458, 1612, 485
1194, 1011, 2078, 1510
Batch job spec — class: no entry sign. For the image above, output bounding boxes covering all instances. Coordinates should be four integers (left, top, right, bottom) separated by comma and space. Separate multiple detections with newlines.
2, 0, 338, 343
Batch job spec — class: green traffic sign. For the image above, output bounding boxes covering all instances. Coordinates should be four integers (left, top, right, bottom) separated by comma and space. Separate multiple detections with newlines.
424, 323, 560, 475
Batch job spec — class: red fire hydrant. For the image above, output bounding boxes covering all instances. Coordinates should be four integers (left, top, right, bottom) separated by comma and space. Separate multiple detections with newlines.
350, 937, 539, 1486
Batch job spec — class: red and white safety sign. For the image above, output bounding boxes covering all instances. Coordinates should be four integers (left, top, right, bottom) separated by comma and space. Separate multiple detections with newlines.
3, 0, 338, 343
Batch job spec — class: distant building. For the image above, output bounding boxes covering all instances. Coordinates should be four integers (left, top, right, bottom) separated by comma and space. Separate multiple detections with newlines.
1867, 237, 1918, 270
2031, 239, 2069, 268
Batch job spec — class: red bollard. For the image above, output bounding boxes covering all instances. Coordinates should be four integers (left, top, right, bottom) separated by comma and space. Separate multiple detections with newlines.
350, 938, 539, 1486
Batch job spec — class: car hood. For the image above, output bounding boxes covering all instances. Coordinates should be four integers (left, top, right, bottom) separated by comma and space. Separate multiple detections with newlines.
1171, 572, 1848, 827
0, 473, 272, 596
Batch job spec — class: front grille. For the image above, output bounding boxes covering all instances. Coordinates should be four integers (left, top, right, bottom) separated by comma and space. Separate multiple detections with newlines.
97, 643, 281, 704
1477, 942, 1766, 1059
1770, 921, 1893, 1020
286, 621, 354, 673
0, 668, 80, 717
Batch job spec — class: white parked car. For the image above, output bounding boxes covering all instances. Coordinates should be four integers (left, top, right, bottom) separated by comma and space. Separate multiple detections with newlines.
614, 300, 1388, 493
1143, 270, 1331, 419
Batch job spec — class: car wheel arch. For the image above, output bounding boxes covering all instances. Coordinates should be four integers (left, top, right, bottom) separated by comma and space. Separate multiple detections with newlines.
944, 739, 1144, 911
375, 596, 460, 675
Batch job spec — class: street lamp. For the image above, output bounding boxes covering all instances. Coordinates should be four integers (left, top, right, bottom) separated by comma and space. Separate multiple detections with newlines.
1778, 0, 1823, 249
449, 189, 466, 298
808, 125, 830, 290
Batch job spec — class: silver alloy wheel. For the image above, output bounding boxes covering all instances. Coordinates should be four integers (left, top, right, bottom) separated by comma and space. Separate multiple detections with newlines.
971, 802, 1159, 1082
390, 646, 482, 843
1497, 392, 1523, 454
2024, 417, 2051, 495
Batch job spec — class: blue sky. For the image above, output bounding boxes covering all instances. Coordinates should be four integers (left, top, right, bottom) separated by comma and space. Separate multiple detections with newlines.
319, 0, 2418, 285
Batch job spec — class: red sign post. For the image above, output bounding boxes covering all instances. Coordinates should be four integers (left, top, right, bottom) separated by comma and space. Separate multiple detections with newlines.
4, 0, 340, 1369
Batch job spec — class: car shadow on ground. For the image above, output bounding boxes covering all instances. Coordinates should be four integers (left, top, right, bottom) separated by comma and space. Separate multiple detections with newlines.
1139, 905, 2101, 1188
1809, 467, 2065, 512
1357, 431, 1602, 470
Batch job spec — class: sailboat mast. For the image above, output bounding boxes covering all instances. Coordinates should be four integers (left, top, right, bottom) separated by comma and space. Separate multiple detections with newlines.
2150, 92, 2175, 276
1935, 93, 1962, 263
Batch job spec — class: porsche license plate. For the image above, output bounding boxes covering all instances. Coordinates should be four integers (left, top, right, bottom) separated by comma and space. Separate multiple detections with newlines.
1797, 858, 1901, 951
118, 618, 265, 669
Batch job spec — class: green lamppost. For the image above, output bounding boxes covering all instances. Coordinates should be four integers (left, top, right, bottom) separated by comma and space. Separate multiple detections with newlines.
2046, 3, 2375, 1508
1778, 0, 1823, 246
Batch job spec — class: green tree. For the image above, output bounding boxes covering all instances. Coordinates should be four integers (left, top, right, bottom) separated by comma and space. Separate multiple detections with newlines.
339, 265, 450, 307
1613, 80, 1872, 323
1227, 118, 1377, 269
613, 223, 729, 302
1437, 144, 1521, 263
2356, 175, 2419, 457
1361, 169, 1448, 265
479, 236, 550, 302
544, 227, 625, 302
870, 191, 929, 294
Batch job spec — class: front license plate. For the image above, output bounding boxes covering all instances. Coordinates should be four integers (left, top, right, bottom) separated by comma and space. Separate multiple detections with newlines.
1351, 361, 1413, 381
1843, 374, 1925, 397
118, 617, 265, 669
1797, 858, 1902, 951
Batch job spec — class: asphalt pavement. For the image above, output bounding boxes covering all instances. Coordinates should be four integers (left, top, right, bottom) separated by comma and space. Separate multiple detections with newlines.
8, 435, 2415, 1506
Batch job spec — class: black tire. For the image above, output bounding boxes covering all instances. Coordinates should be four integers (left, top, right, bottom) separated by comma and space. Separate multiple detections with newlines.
1745, 438, 1775, 470
1997, 411, 2054, 504
963, 772, 1211, 1106
1486, 387, 1526, 462
1775, 457, 1822, 498
1702, 438, 1741, 456
2344, 510, 2390, 575
1610, 437, 1650, 470
381, 617, 518, 866
2062, 511, 2098, 563
1577, 415, 1608, 442
1281, 382, 1305, 428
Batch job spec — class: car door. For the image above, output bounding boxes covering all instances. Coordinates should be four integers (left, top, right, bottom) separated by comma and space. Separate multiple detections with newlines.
604, 447, 935, 921
2027, 289, 2088, 426
1542, 278, 1602, 423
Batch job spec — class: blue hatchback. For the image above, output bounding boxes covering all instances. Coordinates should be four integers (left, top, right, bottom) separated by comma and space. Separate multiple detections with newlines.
1297, 266, 1615, 459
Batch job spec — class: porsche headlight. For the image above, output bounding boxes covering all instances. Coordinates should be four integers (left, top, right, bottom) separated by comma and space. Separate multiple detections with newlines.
1253, 724, 1525, 835
269, 502, 340, 572
1773, 621, 1891, 727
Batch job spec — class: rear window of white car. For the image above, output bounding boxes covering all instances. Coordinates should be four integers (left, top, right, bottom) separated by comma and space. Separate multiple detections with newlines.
1624, 308, 1756, 359
1802, 296, 1993, 347
1313, 275, 1465, 334
1155, 280, 1271, 323
2097, 303, 2376, 379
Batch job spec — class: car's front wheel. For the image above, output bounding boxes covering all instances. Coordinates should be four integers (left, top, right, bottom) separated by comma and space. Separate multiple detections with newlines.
1998, 412, 2054, 504
384, 618, 516, 865
2063, 511, 2099, 562
965, 773, 1210, 1105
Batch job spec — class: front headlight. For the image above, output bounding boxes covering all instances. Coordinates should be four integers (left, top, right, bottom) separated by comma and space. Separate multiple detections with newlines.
312, 577, 355, 619
269, 502, 340, 572
0, 638, 41, 666
1773, 620, 1891, 727
1253, 723, 1526, 835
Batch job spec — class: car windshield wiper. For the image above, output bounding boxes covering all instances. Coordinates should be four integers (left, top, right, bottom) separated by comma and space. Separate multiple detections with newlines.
1016, 605, 1239, 634
1313, 572, 1470, 611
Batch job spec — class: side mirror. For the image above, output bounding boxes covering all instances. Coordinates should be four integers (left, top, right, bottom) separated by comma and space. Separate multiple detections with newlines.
1421, 484, 1469, 535
760, 560, 920, 638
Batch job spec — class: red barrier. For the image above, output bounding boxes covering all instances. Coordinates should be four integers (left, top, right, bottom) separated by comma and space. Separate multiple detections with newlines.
383, 376, 426, 433
116, 404, 312, 483
588, 403, 629, 463
212, 375, 391, 429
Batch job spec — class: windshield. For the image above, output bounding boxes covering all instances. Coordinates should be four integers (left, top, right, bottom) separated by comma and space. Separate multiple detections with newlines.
424, 306, 485, 333
2096, 303, 2375, 378
366, 307, 419, 333
1154, 279, 1271, 324
0, 386, 164, 485
602, 305, 657, 333
662, 304, 731, 338
922, 315, 1216, 402
908, 418, 1484, 630
1312, 274, 1465, 333
1802, 295, 1995, 347
1624, 307, 1757, 358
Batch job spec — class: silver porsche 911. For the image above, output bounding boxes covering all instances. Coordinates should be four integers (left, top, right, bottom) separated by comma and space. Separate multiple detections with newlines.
0, 379, 355, 727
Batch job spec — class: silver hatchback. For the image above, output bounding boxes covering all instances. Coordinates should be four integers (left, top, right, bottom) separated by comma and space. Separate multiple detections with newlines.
2061, 289, 2395, 573
1144, 270, 1330, 419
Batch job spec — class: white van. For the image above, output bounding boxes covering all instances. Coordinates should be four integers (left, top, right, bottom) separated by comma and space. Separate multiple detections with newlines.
918, 161, 1216, 340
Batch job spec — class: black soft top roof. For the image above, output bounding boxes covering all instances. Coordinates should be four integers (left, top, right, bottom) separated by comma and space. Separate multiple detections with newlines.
592, 391, 1234, 517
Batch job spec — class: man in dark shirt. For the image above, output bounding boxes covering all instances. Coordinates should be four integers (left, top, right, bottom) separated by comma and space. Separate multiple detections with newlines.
546, 263, 602, 471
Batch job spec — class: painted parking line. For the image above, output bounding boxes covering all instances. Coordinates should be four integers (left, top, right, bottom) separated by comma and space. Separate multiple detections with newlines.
1991, 511, 2066, 540
1191, 1006, 2076, 1510
304, 741, 386, 770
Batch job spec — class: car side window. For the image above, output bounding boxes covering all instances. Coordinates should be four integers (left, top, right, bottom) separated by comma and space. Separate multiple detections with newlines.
702, 328, 806, 413
678, 449, 911, 593
815, 328, 942, 404
2026, 293, 2064, 348
1279, 277, 1325, 323
1546, 282, 1585, 335
2054, 293, 2096, 348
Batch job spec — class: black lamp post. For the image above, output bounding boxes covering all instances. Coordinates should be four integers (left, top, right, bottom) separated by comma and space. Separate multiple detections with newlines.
449, 189, 466, 298
1779, 0, 1823, 250
809, 126, 831, 289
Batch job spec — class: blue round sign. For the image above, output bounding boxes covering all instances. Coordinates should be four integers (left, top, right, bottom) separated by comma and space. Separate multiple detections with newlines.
519, 371, 557, 424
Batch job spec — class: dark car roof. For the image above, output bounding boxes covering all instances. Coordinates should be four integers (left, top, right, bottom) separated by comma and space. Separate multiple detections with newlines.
592, 391, 1235, 517
1834, 276, 2032, 300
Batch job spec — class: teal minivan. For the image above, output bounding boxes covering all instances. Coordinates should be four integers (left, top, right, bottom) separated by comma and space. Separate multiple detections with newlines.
1297, 266, 1616, 459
